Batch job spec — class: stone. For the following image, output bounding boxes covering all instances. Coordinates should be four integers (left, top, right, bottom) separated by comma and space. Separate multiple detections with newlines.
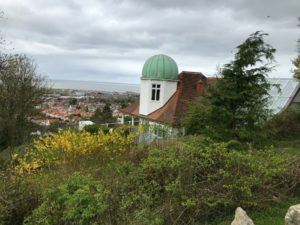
285, 204, 300, 225
231, 207, 254, 225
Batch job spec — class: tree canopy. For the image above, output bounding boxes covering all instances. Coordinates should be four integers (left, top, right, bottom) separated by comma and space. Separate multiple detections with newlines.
292, 17, 300, 80
185, 31, 276, 143
91, 103, 116, 124
0, 54, 47, 149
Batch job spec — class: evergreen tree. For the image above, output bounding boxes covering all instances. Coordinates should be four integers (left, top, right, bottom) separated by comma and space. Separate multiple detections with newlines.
293, 57, 300, 79
185, 32, 276, 143
292, 18, 300, 80
91, 103, 116, 124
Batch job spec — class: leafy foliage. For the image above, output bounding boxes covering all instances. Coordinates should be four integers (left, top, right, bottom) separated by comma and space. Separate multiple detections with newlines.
12, 128, 135, 174
185, 32, 276, 144
293, 17, 300, 80
83, 124, 109, 134
24, 173, 109, 225
0, 173, 43, 225
293, 56, 300, 80
0, 54, 47, 150
118, 136, 295, 224
0, 134, 299, 225
266, 109, 300, 139
91, 103, 116, 124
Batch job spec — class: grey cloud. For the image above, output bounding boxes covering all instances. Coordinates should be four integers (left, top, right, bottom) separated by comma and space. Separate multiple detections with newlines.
0, 0, 299, 83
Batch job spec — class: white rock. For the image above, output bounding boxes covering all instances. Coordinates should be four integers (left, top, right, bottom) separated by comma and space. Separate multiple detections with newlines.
285, 204, 300, 225
231, 207, 254, 225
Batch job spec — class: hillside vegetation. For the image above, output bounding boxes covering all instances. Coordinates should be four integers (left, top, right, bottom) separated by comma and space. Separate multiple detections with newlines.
0, 126, 299, 225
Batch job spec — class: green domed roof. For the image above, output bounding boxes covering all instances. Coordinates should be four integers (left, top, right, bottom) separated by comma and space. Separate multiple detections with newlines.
142, 54, 178, 81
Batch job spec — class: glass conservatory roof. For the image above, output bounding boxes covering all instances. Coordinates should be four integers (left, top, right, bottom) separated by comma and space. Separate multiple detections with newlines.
267, 78, 299, 114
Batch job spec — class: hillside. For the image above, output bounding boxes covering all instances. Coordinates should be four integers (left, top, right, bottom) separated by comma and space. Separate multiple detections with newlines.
0, 126, 299, 225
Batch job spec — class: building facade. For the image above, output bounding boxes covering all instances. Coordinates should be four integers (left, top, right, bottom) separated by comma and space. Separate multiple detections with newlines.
120, 54, 216, 134
121, 54, 300, 137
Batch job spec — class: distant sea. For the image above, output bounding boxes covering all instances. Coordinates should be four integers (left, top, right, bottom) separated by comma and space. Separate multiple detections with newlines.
50, 79, 140, 93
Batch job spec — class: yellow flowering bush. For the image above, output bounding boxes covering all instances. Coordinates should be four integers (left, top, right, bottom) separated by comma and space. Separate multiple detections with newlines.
14, 127, 136, 174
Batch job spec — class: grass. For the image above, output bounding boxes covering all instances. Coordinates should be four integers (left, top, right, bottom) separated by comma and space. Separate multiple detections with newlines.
211, 197, 300, 225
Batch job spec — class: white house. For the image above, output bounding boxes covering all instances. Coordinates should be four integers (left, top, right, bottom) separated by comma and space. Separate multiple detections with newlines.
120, 54, 300, 130
78, 120, 94, 130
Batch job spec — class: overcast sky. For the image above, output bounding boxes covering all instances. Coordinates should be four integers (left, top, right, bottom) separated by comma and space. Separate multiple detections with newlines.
1, 0, 299, 83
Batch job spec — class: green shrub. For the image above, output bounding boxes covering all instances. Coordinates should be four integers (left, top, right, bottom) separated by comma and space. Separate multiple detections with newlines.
226, 139, 244, 151
83, 124, 109, 134
119, 136, 296, 224
114, 125, 134, 137
1, 136, 298, 225
267, 109, 300, 139
24, 173, 109, 225
0, 174, 42, 225
184, 32, 276, 146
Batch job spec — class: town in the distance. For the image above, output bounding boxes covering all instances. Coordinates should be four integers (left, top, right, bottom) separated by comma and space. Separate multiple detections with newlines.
34, 88, 139, 133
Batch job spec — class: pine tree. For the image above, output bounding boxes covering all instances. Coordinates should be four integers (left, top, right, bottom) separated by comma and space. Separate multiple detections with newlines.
185, 32, 276, 143
91, 103, 116, 124
292, 18, 300, 80
293, 56, 300, 80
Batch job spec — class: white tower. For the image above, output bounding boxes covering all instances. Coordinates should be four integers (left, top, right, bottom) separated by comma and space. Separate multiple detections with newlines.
139, 54, 179, 116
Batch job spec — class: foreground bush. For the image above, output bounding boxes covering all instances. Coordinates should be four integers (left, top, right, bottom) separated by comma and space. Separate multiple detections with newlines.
12, 128, 135, 174
83, 124, 110, 134
24, 173, 109, 225
0, 173, 44, 225
1, 135, 299, 225
267, 109, 300, 139
119, 137, 296, 224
